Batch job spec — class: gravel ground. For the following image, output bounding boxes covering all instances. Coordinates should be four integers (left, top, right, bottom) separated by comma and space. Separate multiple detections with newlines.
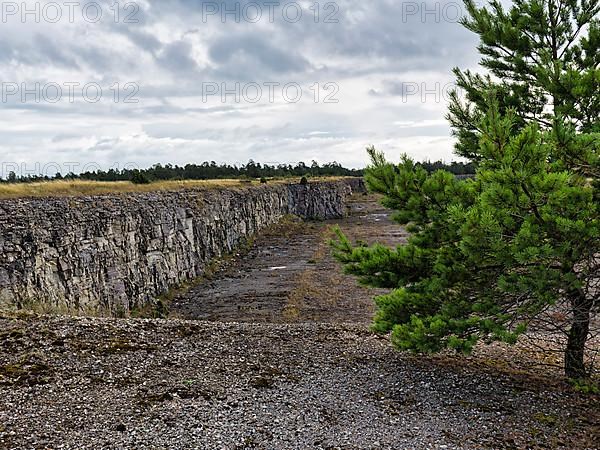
0, 316, 598, 449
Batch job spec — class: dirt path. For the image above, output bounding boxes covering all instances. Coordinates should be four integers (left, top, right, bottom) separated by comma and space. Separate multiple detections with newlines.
171, 194, 407, 323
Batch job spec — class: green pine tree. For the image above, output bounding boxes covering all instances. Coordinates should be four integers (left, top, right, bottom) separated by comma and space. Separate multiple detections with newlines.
333, 0, 600, 379
448, 0, 600, 159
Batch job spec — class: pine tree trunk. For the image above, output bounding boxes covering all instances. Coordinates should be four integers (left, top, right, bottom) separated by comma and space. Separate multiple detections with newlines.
564, 292, 592, 379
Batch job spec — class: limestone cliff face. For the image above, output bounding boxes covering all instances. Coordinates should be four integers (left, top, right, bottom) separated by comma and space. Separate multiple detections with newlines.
0, 179, 364, 314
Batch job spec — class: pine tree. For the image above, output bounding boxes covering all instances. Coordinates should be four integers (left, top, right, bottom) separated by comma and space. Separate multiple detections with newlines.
448, 0, 600, 159
333, 0, 600, 379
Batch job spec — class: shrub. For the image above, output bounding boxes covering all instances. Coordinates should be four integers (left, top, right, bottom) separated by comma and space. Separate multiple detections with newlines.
130, 171, 151, 185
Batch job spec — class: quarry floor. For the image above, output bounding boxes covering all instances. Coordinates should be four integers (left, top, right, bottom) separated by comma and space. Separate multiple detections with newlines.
170, 194, 405, 324
0, 195, 598, 449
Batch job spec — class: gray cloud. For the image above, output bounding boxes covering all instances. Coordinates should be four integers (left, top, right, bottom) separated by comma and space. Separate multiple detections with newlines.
157, 40, 200, 73
208, 31, 310, 79
0, 0, 485, 175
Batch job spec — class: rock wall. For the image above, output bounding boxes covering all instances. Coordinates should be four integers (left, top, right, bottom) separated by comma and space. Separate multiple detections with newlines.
0, 179, 364, 314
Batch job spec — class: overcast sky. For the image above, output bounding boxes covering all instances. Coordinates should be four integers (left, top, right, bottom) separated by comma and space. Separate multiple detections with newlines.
0, 0, 494, 176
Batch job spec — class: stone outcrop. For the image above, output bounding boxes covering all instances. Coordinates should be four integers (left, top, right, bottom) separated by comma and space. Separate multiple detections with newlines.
0, 179, 364, 314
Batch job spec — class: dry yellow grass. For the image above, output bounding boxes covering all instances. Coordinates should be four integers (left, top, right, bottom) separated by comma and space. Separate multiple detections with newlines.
0, 177, 347, 199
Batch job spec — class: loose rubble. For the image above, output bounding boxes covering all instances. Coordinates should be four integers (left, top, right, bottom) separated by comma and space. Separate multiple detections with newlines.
0, 317, 598, 449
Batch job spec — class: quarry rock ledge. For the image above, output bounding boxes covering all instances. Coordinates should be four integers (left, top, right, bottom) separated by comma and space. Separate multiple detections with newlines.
0, 178, 365, 315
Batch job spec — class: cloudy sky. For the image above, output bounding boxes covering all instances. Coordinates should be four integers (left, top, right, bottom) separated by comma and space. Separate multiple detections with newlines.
0, 0, 495, 176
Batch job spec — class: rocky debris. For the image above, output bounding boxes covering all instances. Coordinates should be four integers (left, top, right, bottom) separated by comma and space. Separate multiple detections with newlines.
0, 315, 598, 450
0, 179, 364, 315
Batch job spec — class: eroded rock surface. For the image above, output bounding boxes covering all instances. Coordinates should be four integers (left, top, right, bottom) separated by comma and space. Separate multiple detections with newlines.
0, 179, 363, 314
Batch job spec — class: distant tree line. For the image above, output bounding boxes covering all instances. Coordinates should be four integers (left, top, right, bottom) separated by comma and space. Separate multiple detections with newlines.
0, 159, 476, 183
417, 160, 476, 175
